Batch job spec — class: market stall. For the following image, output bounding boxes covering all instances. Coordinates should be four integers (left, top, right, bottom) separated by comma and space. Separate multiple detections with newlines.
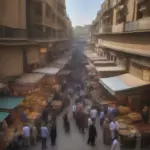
95, 66, 125, 78
93, 60, 116, 67
33, 67, 60, 92
0, 97, 24, 147
0, 112, 9, 150
11, 73, 45, 95
99, 73, 150, 149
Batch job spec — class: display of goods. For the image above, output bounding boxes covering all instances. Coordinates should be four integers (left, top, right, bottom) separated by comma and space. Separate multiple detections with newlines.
128, 113, 142, 122
51, 101, 62, 107
119, 129, 131, 136
52, 84, 61, 91
23, 94, 46, 107
116, 116, 132, 124
27, 112, 40, 120
119, 123, 128, 129
24, 109, 30, 115
118, 106, 132, 114
100, 100, 115, 105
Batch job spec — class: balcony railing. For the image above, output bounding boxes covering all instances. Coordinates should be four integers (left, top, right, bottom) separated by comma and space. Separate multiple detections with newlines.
125, 17, 150, 32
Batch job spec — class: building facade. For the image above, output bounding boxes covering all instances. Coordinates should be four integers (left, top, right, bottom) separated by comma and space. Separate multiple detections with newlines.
0, 0, 72, 77
91, 0, 150, 82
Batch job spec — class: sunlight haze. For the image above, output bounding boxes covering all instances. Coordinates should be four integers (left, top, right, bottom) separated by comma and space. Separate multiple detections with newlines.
66, 0, 103, 26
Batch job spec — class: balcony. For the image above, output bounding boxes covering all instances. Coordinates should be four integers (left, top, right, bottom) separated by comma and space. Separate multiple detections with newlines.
125, 17, 150, 32
112, 23, 124, 33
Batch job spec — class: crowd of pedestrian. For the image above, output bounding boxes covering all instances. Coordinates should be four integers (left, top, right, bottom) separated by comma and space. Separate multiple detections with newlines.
10, 79, 121, 150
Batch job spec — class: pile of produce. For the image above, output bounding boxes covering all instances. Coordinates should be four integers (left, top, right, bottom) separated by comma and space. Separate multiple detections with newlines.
118, 106, 132, 115
27, 112, 40, 120
128, 112, 142, 122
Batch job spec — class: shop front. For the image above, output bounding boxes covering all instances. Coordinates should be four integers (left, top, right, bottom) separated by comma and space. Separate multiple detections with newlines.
11, 73, 45, 95
95, 66, 125, 78
99, 73, 150, 149
0, 97, 24, 148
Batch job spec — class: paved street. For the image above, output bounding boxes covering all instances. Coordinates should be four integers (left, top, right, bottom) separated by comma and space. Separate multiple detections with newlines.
27, 98, 110, 150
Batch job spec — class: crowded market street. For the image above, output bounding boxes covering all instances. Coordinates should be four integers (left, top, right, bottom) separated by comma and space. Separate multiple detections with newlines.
25, 45, 110, 150
26, 99, 109, 150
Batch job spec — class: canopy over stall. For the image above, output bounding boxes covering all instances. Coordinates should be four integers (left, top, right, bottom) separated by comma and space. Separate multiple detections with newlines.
0, 112, 9, 122
15, 73, 45, 84
49, 57, 70, 69
34, 67, 60, 75
89, 57, 108, 62
33, 67, 60, 89
93, 60, 116, 66
11, 73, 45, 95
57, 70, 71, 76
95, 66, 124, 72
0, 97, 23, 110
99, 73, 150, 95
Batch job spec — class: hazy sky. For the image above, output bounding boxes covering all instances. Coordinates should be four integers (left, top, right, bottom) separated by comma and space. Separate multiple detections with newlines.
66, 0, 103, 27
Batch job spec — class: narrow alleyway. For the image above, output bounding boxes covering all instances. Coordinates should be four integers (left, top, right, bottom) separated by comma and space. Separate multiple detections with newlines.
25, 46, 110, 150
27, 98, 110, 150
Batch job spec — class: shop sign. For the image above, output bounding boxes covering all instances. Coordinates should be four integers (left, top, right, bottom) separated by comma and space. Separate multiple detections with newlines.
40, 48, 47, 53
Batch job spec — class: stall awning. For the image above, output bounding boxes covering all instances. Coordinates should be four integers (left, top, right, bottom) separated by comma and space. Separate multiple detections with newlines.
100, 73, 150, 95
15, 73, 45, 84
89, 57, 108, 61
95, 66, 125, 72
84, 52, 99, 58
49, 58, 69, 69
0, 97, 24, 110
93, 60, 115, 65
33, 67, 60, 75
57, 70, 71, 76
0, 112, 9, 122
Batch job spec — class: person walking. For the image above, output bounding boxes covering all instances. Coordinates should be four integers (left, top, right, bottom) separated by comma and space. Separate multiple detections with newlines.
88, 116, 92, 127
22, 124, 30, 147
109, 120, 116, 142
100, 110, 105, 127
87, 123, 97, 146
90, 108, 98, 124
31, 124, 37, 145
72, 104, 76, 119
103, 118, 111, 145
78, 110, 85, 133
41, 124, 49, 150
111, 136, 120, 150
50, 121, 57, 146
42, 106, 49, 124
11, 128, 19, 150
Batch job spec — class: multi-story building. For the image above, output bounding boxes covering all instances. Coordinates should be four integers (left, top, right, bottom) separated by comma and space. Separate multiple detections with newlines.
0, 0, 72, 77
91, 0, 150, 82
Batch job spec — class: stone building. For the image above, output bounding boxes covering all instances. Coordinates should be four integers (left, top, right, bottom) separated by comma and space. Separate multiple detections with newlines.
0, 0, 72, 77
91, 0, 150, 82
